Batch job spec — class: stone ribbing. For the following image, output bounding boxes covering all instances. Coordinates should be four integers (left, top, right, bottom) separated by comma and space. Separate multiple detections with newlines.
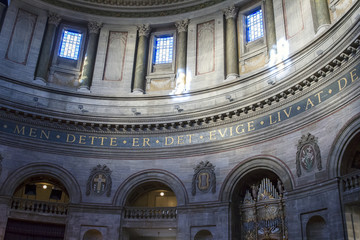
133, 24, 150, 94
34, 12, 61, 83
79, 21, 102, 90
223, 6, 238, 79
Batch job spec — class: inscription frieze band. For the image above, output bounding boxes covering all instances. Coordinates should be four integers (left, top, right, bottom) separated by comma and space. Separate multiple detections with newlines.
0, 66, 358, 149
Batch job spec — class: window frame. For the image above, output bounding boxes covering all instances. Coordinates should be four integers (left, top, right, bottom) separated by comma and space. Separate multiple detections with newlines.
147, 30, 176, 75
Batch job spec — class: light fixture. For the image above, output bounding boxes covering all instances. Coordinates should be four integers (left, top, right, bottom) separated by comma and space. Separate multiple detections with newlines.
42, 185, 47, 189
160, 191, 165, 196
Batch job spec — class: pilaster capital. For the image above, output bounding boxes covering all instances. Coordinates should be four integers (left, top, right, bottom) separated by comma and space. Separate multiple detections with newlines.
175, 19, 190, 33
48, 12, 61, 27
88, 21, 103, 34
223, 5, 238, 19
138, 24, 151, 37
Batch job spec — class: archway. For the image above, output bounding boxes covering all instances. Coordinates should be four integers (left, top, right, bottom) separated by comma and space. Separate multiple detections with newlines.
306, 215, 328, 240
4, 175, 69, 239
194, 230, 213, 240
83, 229, 103, 240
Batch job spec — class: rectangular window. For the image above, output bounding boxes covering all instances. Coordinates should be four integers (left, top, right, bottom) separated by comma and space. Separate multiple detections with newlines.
59, 30, 82, 60
153, 36, 173, 64
246, 9, 264, 42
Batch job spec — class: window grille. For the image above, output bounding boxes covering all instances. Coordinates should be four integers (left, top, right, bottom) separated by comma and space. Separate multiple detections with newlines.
59, 30, 82, 60
246, 9, 264, 42
154, 36, 173, 64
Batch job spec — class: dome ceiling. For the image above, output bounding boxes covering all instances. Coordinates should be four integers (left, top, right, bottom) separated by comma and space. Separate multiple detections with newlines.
38, 0, 228, 17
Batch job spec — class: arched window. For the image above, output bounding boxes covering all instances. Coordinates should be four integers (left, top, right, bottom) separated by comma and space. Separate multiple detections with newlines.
306, 216, 328, 240
194, 230, 213, 240
83, 229, 103, 240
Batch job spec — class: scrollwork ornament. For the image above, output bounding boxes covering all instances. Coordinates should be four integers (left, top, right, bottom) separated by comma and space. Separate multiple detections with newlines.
192, 161, 216, 195
88, 21, 103, 34
296, 133, 322, 177
48, 12, 61, 27
86, 164, 112, 197
175, 19, 189, 33
223, 5, 237, 19
138, 24, 151, 37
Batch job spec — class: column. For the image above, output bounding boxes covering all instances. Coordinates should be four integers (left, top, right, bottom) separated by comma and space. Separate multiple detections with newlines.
174, 19, 189, 94
264, 0, 277, 55
133, 24, 150, 94
223, 6, 239, 80
34, 12, 61, 84
314, 0, 331, 33
79, 21, 102, 91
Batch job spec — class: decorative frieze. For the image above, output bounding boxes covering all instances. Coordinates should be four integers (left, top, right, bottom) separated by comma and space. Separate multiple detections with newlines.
296, 133, 322, 177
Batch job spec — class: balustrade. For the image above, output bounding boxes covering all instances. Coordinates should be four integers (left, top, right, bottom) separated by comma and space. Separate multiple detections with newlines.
342, 171, 360, 192
11, 197, 68, 215
123, 207, 177, 219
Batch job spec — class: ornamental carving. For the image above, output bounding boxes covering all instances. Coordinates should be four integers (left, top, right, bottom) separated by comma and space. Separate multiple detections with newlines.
48, 12, 61, 26
192, 161, 216, 195
86, 164, 112, 197
223, 5, 237, 19
138, 24, 151, 37
296, 133, 322, 177
175, 19, 189, 33
88, 21, 102, 34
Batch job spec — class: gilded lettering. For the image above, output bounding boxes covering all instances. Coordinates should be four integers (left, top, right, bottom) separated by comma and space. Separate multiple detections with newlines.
143, 138, 150, 147
269, 115, 277, 125
89, 136, 97, 145
98, 137, 107, 146
235, 124, 244, 134
66, 134, 76, 143
248, 121, 255, 132
79, 135, 86, 144
350, 69, 358, 82
283, 106, 292, 118
186, 134, 193, 144
218, 128, 228, 138
277, 112, 281, 122
165, 137, 174, 145
177, 135, 184, 145
314, 91, 324, 104
229, 127, 233, 136
40, 130, 50, 139
14, 125, 25, 135
29, 128, 37, 137
338, 77, 347, 91
110, 137, 118, 146
305, 98, 315, 110
209, 130, 216, 140
132, 138, 140, 147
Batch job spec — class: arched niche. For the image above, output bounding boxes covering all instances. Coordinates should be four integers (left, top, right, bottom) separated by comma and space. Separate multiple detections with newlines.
306, 215, 328, 240
194, 230, 213, 240
0, 162, 81, 203
83, 229, 103, 240
113, 169, 188, 207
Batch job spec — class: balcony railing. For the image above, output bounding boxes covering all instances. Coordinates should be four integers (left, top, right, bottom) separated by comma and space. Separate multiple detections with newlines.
11, 197, 68, 215
342, 171, 360, 192
123, 207, 177, 219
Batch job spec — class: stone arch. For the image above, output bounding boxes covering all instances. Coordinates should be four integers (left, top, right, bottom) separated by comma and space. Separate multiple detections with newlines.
306, 215, 328, 240
83, 229, 103, 240
219, 155, 294, 202
0, 162, 81, 203
113, 169, 188, 207
194, 229, 213, 240
327, 114, 360, 178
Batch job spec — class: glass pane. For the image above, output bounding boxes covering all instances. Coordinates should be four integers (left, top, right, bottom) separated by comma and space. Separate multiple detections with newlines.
59, 30, 82, 60
154, 36, 173, 64
246, 9, 264, 42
